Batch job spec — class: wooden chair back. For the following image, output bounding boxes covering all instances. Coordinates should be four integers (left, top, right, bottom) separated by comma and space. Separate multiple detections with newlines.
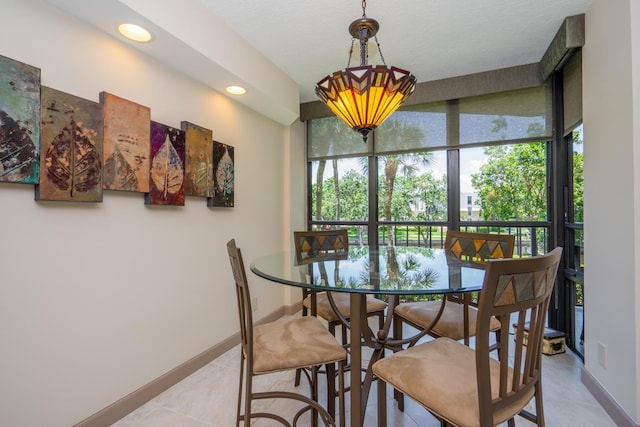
444, 231, 516, 307
226, 239, 254, 367
475, 247, 563, 425
293, 229, 349, 264
445, 230, 515, 264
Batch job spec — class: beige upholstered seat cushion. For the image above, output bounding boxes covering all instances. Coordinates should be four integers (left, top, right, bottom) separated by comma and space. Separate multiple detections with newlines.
372, 337, 534, 427
395, 300, 501, 340
252, 316, 346, 374
303, 292, 387, 322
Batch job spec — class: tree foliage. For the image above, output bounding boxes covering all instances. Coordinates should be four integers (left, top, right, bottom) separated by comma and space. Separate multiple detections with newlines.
471, 142, 547, 221
310, 117, 583, 229
312, 171, 358, 218
310, 118, 356, 220
572, 129, 584, 222
375, 119, 431, 244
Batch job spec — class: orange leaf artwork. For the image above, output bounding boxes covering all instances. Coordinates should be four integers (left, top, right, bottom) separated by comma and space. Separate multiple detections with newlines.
181, 121, 213, 198
100, 92, 150, 193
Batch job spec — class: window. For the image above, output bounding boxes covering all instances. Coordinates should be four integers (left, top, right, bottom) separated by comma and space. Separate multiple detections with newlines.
310, 157, 368, 222
377, 151, 447, 222
307, 85, 553, 252
564, 123, 584, 358
461, 143, 547, 222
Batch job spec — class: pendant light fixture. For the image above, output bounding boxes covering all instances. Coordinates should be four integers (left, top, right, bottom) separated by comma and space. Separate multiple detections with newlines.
315, 0, 416, 142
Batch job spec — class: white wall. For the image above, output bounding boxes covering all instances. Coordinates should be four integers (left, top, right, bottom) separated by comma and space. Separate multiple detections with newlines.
0, 1, 298, 426
282, 120, 308, 306
583, 0, 640, 422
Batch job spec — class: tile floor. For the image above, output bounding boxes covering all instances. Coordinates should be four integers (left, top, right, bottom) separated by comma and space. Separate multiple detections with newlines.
112, 319, 615, 427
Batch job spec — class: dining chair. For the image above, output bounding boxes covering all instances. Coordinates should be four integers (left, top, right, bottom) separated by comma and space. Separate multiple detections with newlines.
374, 247, 563, 427
293, 229, 387, 402
393, 231, 515, 347
391, 231, 515, 411
226, 239, 346, 426
294, 229, 387, 341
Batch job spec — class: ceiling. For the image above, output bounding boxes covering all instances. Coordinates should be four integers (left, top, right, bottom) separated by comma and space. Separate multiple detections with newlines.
47, 0, 592, 125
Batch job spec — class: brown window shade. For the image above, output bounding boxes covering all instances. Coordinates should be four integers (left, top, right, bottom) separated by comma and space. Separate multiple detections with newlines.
308, 84, 552, 160
563, 49, 582, 135
375, 103, 448, 153
458, 85, 552, 146
308, 116, 371, 160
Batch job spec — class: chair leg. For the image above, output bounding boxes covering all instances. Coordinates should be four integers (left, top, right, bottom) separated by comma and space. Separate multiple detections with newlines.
377, 374, 387, 427
340, 360, 346, 427
236, 356, 245, 427
392, 315, 405, 412
242, 359, 253, 427
328, 321, 339, 342
294, 368, 302, 387
517, 383, 544, 426
326, 362, 336, 421
535, 382, 545, 427
311, 365, 319, 427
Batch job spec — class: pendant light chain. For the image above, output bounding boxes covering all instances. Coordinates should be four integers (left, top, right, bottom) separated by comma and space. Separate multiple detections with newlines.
374, 34, 387, 66
347, 39, 355, 68
360, 0, 379, 66
359, 0, 370, 67
315, 0, 416, 142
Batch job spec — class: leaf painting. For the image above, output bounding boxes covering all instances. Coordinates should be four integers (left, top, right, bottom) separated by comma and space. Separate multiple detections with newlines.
0, 54, 40, 184
146, 121, 185, 206
181, 121, 213, 197
208, 140, 234, 207
100, 92, 150, 192
151, 135, 183, 196
37, 86, 103, 202
44, 118, 102, 191
103, 145, 138, 191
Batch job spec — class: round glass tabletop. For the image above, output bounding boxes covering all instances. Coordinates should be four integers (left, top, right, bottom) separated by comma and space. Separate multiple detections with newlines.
250, 246, 486, 295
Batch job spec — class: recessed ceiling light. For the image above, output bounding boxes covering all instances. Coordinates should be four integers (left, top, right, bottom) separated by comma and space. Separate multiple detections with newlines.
226, 85, 247, 95
118, 23, 153, 43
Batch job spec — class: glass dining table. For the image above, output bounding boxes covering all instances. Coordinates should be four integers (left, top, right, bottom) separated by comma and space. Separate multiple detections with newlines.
250, 245, 486, 427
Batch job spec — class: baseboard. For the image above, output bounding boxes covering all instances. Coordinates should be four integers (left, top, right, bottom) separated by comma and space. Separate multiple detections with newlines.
581, 366, 639, 427
285, 299, 303, 316
73, 305, 289, 427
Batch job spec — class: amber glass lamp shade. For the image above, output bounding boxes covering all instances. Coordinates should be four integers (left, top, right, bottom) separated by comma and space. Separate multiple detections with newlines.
316, 65, 416, 141
315, 1, 416, 142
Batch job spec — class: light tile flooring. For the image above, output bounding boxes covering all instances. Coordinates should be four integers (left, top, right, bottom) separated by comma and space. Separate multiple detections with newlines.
113, 320, 615, 427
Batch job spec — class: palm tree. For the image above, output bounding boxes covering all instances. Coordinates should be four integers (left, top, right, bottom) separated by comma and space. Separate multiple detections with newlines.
376, 119, 429, 245
311, 118, 357, 221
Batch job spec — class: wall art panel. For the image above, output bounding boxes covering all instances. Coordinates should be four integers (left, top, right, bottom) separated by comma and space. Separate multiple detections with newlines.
145, 121, 185, 206
36, 86, 103, 202
0, 54, 40, 184
208, 140, 234, 207
100, 92, 150, 192
181, 121, 212, 198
